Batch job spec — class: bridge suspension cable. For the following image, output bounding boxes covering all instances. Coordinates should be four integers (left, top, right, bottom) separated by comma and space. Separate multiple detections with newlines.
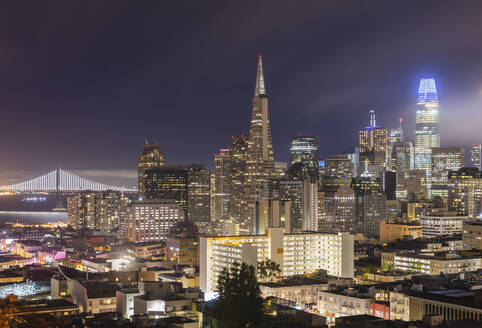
0, 168, 136, 192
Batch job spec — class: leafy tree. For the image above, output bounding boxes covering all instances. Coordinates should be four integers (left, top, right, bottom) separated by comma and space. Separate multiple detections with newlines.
0, 295, 20, 328
213, 262, 263, 328
258, 260, 281, 283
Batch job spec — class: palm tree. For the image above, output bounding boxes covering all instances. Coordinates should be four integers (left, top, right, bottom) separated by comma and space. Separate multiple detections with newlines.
258, 260, 281, 283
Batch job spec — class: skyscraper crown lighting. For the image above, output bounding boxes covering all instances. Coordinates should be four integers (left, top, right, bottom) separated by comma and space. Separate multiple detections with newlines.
417, 78, 438, 106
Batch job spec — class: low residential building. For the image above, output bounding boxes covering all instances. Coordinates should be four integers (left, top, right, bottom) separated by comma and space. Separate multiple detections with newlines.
68, 280, 118, 314
165, 237, 198, 266
128, 240, 165, 259
390, 289, 482, 322
389, 291, 411, 321
317, 288, 372, 325
462, 219, 482, 250
380, 220, 422, 243
116, 287, 142, 319
420, 214, 466, 237
383, 251, 482, 275
199, 228, 354, 293
260, 277, 328, 311
369, 301, 390, 320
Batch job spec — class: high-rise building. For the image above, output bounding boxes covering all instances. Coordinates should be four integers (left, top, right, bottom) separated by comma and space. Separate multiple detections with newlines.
318, 177, 355, 233
187, 164, 211, 223
229, 135, 248, 223
274, 162, 288, 179
144, 166, 188, 217
137, 142, 165, 196
144, 165, 210, 223
243, 55, 276, 233
405, 169, 428, 201
302, 176, 319, 231
324, 154, 354, 178
67, 191, 130, 231
471, 144, 482, 170
255, 198, 291, 234
352, 175, 386, 238
214, 149, 231, 221
359, 110, 388, 169
415, 78, 440, 197
448, 168, 482, 217
290, 135, 319, 176
431, 147, 465, 198
119, 200, 183, 242
279, 180, 303, 231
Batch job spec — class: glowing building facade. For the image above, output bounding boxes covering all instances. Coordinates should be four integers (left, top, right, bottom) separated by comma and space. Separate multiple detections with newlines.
471, 144, 482, 171
431, 147, 465, 198
244, 56, 275, 233
290, 136, 319, 176
359, 110, 388, 168
199, 228, 354, 293
415, 78, 440, 197
214, 149, 232, 221
138, 142, 165, 196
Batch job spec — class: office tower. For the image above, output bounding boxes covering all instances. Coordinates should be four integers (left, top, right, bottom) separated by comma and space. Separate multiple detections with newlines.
255, 198, 291, 234
187, 164, 211, 223
390, 130, 414, 199
290, 135, 319, 176
199, 228, 354, 293
279, 180, 303, 230
144, 165, 210, 223
302, 176, 319, 231
214, 149, 231, 221
274, 162, 288, 179
431, 147, 465, 198
137, 142, 165, 196
244, 55, 276, 233
144, 166, 188, 218
415, 78, 440, 197
359, 110, 388, 169
352, 174, 386, 238
324, 154, 354, 178
448, 168, 482, 217
67, 191, 130, 230
318, 177, 355, 233
405, 169, 428, 201
471, 144, 482, 170
119, 200, 183, 242
229, 135, 248, 223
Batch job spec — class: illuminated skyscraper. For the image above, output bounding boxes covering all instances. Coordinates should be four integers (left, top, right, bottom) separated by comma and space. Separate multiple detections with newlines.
359, 110, 388, 169
229, 135, 248, 223
290, 135, 319, 176
431, 147, 465, 198
471, 144, 482, 170
214, 149, 231, 221
243, 55, 275, 233
415, 78, 440, 197
138, 142, 165, 196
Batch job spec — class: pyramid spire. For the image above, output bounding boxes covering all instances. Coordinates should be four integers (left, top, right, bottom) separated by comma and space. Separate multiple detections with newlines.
254, 54, 266, 97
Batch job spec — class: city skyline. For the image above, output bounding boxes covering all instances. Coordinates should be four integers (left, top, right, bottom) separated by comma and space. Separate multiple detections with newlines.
1, 1, 482, 186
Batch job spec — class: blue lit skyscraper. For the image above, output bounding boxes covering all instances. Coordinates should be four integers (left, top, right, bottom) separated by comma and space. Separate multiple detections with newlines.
415, 78, 440, 197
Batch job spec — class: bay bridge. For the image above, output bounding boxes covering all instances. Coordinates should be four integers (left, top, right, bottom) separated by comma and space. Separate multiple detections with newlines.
0, 168, 137, 192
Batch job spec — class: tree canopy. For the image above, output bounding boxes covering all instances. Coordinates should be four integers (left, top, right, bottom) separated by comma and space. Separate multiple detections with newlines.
213, 262, 263, 328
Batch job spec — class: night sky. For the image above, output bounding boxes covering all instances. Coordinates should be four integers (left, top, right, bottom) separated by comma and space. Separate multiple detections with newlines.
1, 1, 482, 187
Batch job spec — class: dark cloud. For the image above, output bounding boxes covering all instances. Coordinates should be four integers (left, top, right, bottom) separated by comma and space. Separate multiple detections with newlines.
0, 1, 481, 185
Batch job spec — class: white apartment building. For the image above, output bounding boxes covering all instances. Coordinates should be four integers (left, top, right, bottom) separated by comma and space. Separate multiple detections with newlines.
199, 228, 354, 293
317, 290, 372, 325
389, 253, 482, 275
420, 215, 466, 237
119, 200, 183, 242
